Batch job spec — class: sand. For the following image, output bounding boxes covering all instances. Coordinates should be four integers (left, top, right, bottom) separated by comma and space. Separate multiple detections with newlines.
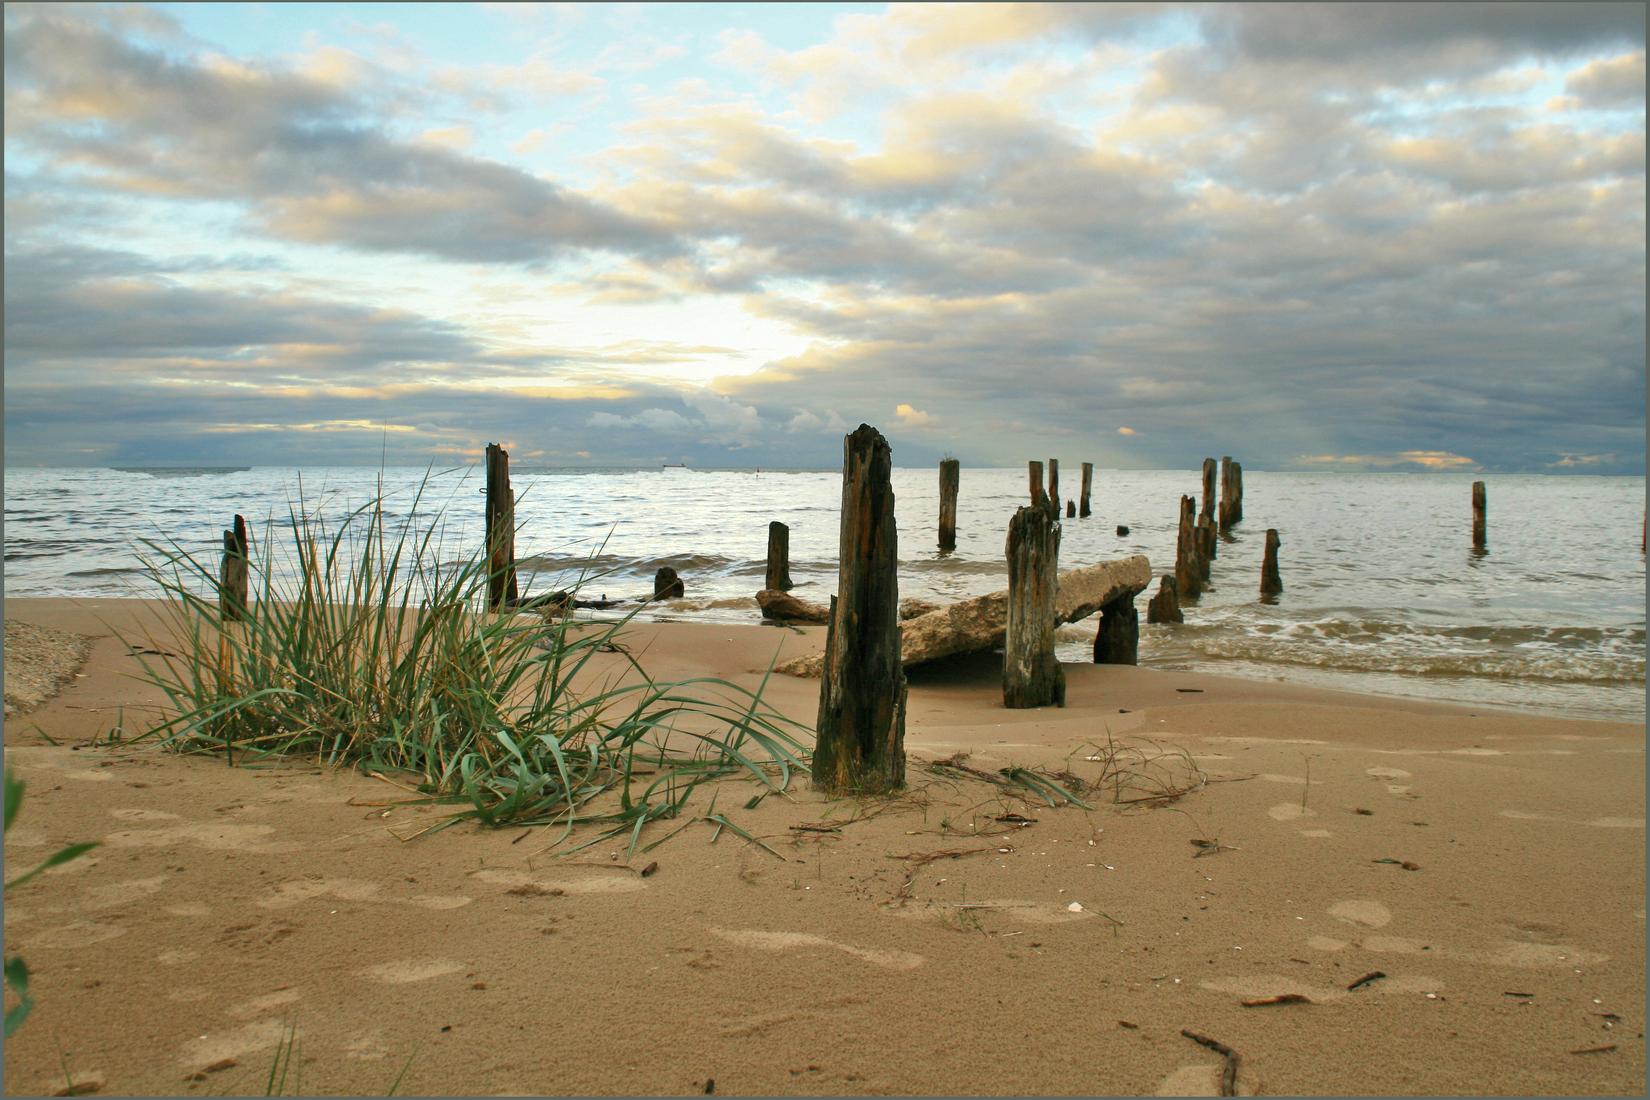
1, 597, 1643, 1096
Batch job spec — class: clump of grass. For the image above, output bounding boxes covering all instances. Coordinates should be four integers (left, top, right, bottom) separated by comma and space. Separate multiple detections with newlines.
123, 474, 808, 849
1076, 732, 1208, 808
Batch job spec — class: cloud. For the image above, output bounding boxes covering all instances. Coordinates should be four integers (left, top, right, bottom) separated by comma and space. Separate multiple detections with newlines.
1116, 426, 1136, 437
895, 402, 932, 427
1563, 49, 1647, 108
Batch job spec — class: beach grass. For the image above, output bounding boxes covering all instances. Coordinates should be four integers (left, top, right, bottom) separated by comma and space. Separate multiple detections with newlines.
121, 475, 809, 845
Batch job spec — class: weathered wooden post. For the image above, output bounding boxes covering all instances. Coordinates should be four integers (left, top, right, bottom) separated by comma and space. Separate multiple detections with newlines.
1004, 500, 1065, 708
1175, 495, 1202, 602
1471, 481, 1486, 549
1201, 458, 1216, 522
219, 514, 249, 622
1047, 458, 1060, 513
654, 566, 685, 599
1093, 593, 1139, 665
1197, 514, 1217, 573
1066, 500, 1076, 518
484, 443, 519, 611
938, 459, 960, 552
1218, 456, 1234, 534
1028, 460, 1046, 506
1079, 462, 1094, 518
1146, 574, 1183, 624
1260, 529, 1282, 598
766, 521, 793, 589
814, 425, 907, 795
1233, 461, 1244, 525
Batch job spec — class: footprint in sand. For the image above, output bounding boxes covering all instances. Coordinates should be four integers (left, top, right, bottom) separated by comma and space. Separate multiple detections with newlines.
83, 874, 169, 910
1328, 899, 1391, 928
709, 927, 925, 972
1156, 1063, 1258, 1097
356, 958, 467, 984
1306, 935, 1347, 952
343, 1029, 389, 1062
158, 949, 199, 966
472, 868, 643, 896
1257, 773, 1310, 785
109, 808, 181, 822
1586, 817, 1644, 829
165, 902, 212, 918
1200, 973, 1349, 1003
1267, 803, 1315, 822
27, 920, 127, 948
63, 769, 114, 783
227, 988, 300, 1021
178, 1020, 288, 1068
1364, 767, 1410, 780
258, 877, 473, 911
103, 822, 294, 853
1298, 828, 1334, 838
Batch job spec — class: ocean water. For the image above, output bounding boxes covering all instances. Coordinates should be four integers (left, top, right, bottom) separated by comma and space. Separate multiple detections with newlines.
3, 464, 1645, 722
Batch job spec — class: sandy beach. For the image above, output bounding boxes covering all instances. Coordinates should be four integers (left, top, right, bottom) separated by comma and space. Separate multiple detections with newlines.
2, 596, 1643, 1096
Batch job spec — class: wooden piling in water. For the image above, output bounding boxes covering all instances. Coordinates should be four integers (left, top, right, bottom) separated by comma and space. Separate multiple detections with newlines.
1079, 462, 1093, 518
1004, 500, 1065, 709
766, 521, 794, 590
814, 425, 907, 795
654, 566, 685, 600
1047, 459, 1060, 513
1066, 500, 1076, 518
1261, 529, 1282, 598
1218, 456, 1234, 533
1146, 574, 1183, 624
1028, 460, 1046, 506
220, 514, 248, 622
1175, 495, 1203, 602
1093, 593, 1139, 665
1201, 458, 1216, 522
1472, 481, 1487, 549
1197, 515, 1216, 579
1233, 461, 1244, 525
484, 443, 519, 611
938, 459, 960, 552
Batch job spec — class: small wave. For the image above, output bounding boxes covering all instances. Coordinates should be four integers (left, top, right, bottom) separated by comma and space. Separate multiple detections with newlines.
66, 566, 144, 578
112, 466, 252, 477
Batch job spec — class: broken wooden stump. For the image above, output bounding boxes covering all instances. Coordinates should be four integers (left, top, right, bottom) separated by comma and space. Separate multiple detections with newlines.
1233, 461, 1244, 524
1047, 458, 1060, 514
1261, 529, 1282, 599
1201, 458, 1216, 522
1174, 495, 1203, 603
775, 555, 1151, 677
766, 521, 793, 590
1472, 481, 1487, 549
1093, 592, 1139, 665
1116, 525, 1130, 536
758, 589, 830, 623
1218, 455, 1236, 535
484, 443, 519, 611
813, 424, 907, 795
1197, 513, 1217, 572
1028, 460, 1046, 506
1004, 500, 1064, 709
938, 458, 960, 552
653, 566, 684, 600
1146, 574, 1183, 624
219, 514, 249, 622
1066, 500, 1076, 518
1079, 461, 1094, 518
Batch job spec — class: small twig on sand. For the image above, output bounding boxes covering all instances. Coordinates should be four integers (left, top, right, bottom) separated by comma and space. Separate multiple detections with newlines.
1347, 971, 1386, 991
1570, 1044, 1617, 1055
788, 823, 843, 834
1181, 1030, 1240, 1096
1241, 993, 1312, 1007
887, 844, 1012, 900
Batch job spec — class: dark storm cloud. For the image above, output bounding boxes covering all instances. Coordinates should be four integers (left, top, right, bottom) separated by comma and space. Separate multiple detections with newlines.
2, 5, 676, 264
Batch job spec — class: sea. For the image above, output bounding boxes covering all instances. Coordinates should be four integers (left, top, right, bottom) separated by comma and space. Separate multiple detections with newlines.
3, 464, 1645, 723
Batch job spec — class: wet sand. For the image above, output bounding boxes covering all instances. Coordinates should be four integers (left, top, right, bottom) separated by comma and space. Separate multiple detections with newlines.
2, 597, 1644, 1095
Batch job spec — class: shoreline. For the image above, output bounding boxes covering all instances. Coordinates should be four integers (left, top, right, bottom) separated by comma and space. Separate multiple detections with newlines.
2, 597, 1644, 1095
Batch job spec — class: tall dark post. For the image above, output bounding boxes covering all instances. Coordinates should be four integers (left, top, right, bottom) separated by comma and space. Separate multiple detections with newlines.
766, 521, 793, 589
1028, 460, 1046, 506
1079, 462, 1094, 518
220, 514, 249, 621
1047, 458, 1060, 514
485, 443, 519, 611
1472, 481, 1487, 549
1233, 461, 1244, 525
1093, 594, 1139, 665
1175, 495, 1203, 602
1004, 500, 1065, 709
938, 459, 960, 552
814, 425, 907, 795
1261, 529, 1283, 598
1201, 458, 1216, 522
1218, 456, 1234, 534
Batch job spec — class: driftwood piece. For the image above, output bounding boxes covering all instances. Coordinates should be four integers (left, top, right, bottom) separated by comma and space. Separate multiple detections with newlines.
1004, 501, 1064, 709
1472, 480, 1486, 549
220, 514, 249, 622
653, 566, 685, 599
1261, 529, 1282, 598
757, 589, 830, 623
1079, 461, 1094, 518
813, 425, 907, 795
1093, 593, 1139, 664
938, 459, 960, 552
775, 555, 1151, 677
766, 521, 793, 590
1147, 574, 1183, 624
485, 443, 519, 610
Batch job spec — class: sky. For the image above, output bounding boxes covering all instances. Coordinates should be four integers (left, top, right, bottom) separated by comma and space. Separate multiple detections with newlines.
3, 2, 1645, 472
